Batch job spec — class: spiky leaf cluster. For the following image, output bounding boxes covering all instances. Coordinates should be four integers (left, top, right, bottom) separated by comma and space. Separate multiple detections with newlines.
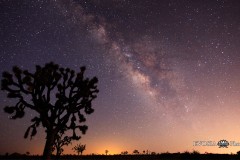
52, 129, 72, 156
72, 143, 86, 155
1, 62, 99, 141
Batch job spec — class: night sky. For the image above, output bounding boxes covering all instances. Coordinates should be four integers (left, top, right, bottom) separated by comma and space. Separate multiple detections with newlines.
1, 0, 240, 155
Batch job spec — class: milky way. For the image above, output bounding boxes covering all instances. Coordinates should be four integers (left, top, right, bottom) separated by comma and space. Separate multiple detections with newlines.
55, 1, 189, 116
1, 0, 240, 155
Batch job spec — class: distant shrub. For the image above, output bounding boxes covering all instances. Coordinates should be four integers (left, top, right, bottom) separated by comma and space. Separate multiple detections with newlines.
192, 150, 200, 154
183, 151, 190, 155
133, 150, 139, 154
237, 151, 240, 155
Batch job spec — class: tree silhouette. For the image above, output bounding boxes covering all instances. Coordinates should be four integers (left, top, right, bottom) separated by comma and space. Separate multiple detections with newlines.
121, 151, 128, 155
1, 62, 99, 159
105, 150, 109, 155
151, 152, 156, 155
237, 151, 240, 155
72, 143, 86, 155
133, 149, 139, 154
52, 129, 72, 156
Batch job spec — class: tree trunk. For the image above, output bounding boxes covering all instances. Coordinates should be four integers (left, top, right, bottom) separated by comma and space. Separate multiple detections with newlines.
56, 148, 60, 157
43, 131, 55, 160
56, 147, 61, 160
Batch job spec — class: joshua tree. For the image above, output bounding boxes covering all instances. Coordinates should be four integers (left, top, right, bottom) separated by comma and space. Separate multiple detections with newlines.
105, 150, 109, 155
1, 62, 99, 159
52, 129, 72, 156
72, 144, 86, 155
121, 151, 128, 155
133, 149, 139, 154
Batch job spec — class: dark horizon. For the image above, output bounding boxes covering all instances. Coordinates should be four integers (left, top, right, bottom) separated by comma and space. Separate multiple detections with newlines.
2, 151, 240, 160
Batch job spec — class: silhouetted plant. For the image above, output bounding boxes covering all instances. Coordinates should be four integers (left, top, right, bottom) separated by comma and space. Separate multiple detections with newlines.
1, 62, 99, 159
192, 150, 200, 154
237, 151, 240, 155
52, 129, 72, 156
105, 150, 109, 155
72, 144, 86, 155
133, 149, 139, 154
146, 150, 149, 155
151, 152, 156, 155
121, 151, 128, 155
183, 151, 190, 155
